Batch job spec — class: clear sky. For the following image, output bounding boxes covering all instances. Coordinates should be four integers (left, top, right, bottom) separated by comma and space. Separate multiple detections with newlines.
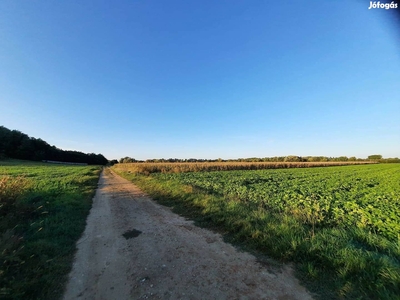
1, 1, 399, 160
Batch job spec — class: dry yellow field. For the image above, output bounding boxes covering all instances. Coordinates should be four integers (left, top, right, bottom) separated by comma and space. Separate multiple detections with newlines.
113, 161, 375, 174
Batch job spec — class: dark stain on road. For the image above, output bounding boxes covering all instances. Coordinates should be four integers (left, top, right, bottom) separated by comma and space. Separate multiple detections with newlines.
123, 229, 142, 239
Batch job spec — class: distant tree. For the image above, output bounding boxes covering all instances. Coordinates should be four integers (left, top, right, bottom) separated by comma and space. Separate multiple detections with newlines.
309, 156, 329, 162
380, 157, 400, 163
109, 159, 118, 165
284, 155, 302, 162
368, 155, 382, 160
119, 157, 136, 163
246, 157, 262, 162
307, 156, 319, 162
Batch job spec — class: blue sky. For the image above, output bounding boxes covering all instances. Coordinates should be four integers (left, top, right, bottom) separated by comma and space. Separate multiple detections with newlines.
1, 1, 399, 160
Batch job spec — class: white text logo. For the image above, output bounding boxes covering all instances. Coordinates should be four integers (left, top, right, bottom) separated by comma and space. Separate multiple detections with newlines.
368, 1, 398, 9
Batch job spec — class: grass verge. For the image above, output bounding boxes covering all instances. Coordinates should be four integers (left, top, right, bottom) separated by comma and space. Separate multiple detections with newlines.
0, 160, 101, 300
113, 168, 400, 300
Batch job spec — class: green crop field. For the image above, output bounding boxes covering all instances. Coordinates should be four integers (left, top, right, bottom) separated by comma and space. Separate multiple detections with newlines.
114, 163, 400, 299
0, 160, 101, 300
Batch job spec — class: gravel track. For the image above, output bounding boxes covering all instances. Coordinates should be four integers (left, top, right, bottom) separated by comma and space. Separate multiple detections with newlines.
63, 169, 313, 300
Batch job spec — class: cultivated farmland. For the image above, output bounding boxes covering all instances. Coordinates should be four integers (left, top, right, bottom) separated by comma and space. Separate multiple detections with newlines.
114, 163, 400, 299
0, 160, 101, 300
114, 161, 375, 175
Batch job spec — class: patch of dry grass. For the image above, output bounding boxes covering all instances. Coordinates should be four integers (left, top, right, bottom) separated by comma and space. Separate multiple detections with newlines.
0, 176, 31, 216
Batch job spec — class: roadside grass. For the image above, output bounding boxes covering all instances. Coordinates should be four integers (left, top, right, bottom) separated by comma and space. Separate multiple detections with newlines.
112, 165, 400, 300
0, 159, 101, 300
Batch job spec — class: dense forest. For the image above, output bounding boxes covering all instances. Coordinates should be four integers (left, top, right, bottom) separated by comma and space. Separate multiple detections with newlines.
0, 126, 108, 165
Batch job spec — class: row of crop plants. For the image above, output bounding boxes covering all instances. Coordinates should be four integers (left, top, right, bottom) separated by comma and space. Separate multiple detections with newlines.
113, 160, 375, 174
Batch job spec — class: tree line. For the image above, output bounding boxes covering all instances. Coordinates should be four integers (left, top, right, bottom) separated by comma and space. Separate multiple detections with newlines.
0, 126, 108, 165
118, 154, 399, 164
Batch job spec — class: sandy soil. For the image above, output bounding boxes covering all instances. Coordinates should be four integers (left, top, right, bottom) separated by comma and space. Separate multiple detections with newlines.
63, 169, 313, 300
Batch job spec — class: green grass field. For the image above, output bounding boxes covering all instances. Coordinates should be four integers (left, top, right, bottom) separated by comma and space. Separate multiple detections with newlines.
114, 163, 400, 299
0, 160, 101, 300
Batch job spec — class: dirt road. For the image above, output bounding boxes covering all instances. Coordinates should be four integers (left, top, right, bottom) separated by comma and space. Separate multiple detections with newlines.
63, 170, 313, 300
